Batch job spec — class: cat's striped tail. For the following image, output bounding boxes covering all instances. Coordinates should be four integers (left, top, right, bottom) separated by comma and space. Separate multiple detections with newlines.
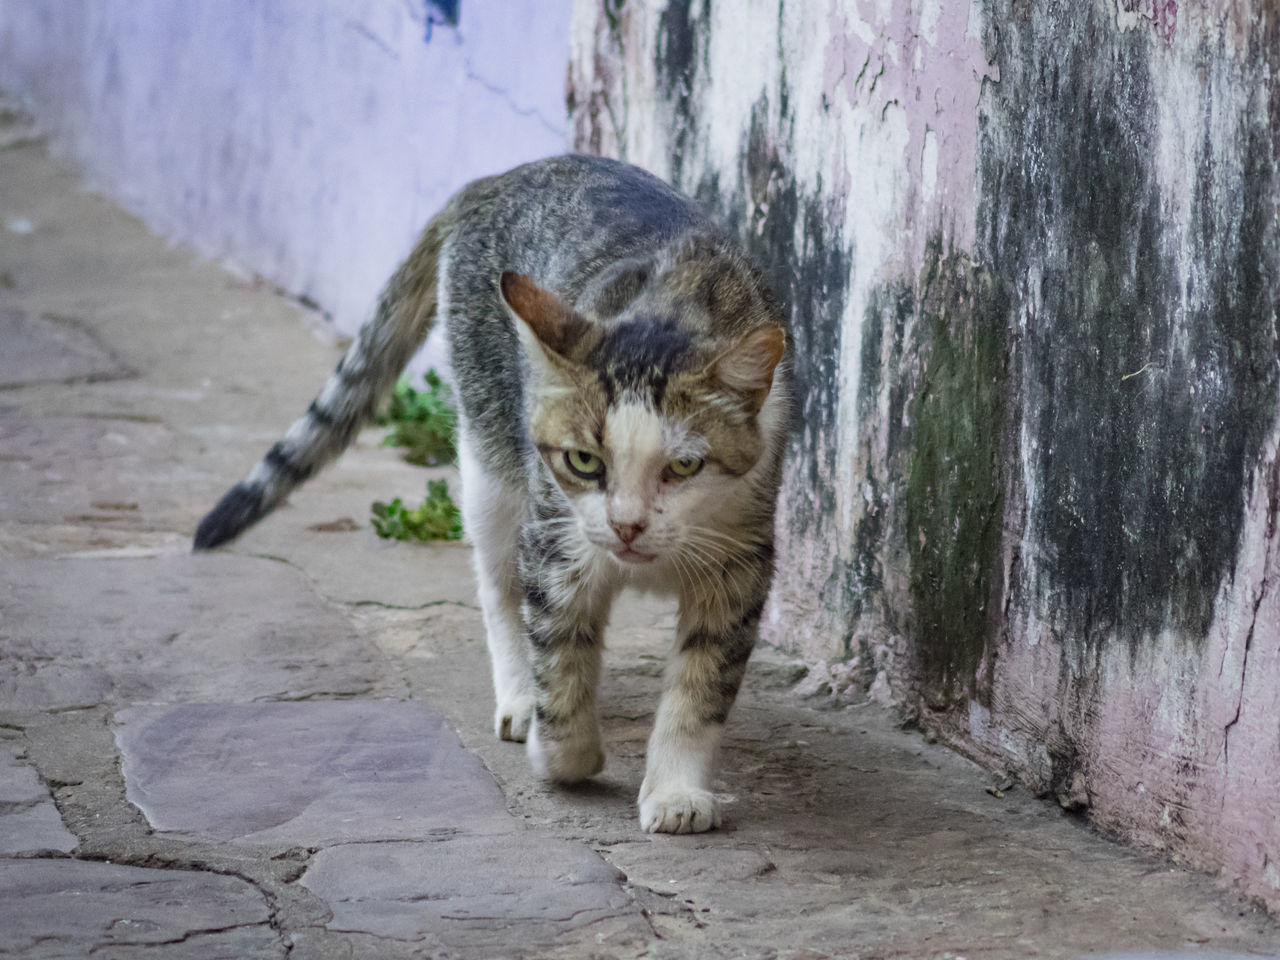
193, 205, 457, 550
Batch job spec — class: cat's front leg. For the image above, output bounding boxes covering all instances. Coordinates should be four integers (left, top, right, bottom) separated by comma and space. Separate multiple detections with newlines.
526, 639, 605, 782
521, 565, 613, 783
639, 597, 761, 834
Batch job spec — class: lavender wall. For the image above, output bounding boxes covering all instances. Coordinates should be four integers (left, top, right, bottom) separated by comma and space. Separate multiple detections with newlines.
569, 0, 1279, 909
0, 0, 571, 335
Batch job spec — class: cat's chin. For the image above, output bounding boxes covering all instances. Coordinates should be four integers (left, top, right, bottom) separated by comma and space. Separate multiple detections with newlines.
611, 546, 657, 565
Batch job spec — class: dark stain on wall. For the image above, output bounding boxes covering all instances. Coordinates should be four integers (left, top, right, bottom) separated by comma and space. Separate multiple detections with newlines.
977, 1, 1279, 654
742, 98, 847, 537
844, 278, 917, 682
639, 0, 1277, 689
621, 4, 857, 650
570, 0, 630, 157
904, 245, 1011, 702
849, 281, 910, 623
855, 242, 1012, 703
689, 90, 853, 647
742, 101, 849, 560
657, 0, 711, 184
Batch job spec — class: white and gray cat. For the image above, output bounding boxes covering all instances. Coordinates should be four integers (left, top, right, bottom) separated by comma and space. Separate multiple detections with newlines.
195, 155, 789, 833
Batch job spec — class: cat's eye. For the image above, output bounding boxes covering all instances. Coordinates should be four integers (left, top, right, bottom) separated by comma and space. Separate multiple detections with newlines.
668, 457, 703, 479
565, 449, 605, 479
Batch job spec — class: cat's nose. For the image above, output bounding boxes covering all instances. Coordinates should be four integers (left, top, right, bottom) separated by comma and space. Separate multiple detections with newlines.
610, 520, 646, 545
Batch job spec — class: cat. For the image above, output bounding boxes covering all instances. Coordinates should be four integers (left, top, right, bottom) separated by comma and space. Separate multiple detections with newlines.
194, 155, 789, 833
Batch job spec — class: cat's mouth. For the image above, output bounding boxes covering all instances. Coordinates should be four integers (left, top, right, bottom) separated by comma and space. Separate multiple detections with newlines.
613, 546, 657, 565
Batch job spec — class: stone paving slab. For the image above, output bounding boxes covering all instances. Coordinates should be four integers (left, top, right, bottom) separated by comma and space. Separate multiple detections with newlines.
302, 836, 646, 951
228, 475, 478, 609
0, 414, 180, 529
115, 700, 512, 844
0, 859, 281, 959
0, 741, 77, 855
0, 556, 384, 709
114, 700, 650, 953
0, 306, 132, 388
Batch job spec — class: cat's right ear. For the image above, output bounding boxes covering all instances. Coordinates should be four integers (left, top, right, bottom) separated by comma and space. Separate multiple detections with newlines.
500, 272, 591, 365
711, 325, 787, 412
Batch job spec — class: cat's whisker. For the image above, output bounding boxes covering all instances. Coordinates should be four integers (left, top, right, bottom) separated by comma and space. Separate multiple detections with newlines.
679, 533, 746, 571
671, 563, 706, 608
668, 550, 697, 597
686, 524, 759, 555
677, 538, 757, 612
673, 544, 722, 603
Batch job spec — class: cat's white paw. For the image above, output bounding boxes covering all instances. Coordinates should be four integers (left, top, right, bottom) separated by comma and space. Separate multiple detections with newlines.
638, 786, 722, 834
494, 696, 535, 742
527, 718, 605, 783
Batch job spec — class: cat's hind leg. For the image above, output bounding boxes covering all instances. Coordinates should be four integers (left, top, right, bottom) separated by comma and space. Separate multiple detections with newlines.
458, 436, 535, 741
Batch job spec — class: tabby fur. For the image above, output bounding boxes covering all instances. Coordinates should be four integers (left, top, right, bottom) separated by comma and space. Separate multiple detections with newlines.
195, 155, 789, 833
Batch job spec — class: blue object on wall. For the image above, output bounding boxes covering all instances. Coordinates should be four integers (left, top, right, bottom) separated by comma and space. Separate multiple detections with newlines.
425, 0, 460, 41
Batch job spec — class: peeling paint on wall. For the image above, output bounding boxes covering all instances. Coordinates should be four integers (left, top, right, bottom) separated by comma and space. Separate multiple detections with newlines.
426, 0, 461, 28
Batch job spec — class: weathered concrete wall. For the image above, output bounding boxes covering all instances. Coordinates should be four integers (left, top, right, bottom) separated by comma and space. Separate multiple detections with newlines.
0, 0, 571, 335
569, 0, 1280, 908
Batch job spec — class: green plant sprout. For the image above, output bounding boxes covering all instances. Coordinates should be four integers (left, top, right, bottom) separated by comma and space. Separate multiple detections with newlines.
370, 478, 463, 542
376, 370, 457, 466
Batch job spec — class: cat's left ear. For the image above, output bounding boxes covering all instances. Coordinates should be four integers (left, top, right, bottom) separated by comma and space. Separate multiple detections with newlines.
710, 325, 786, 412
500, 272, 591, 364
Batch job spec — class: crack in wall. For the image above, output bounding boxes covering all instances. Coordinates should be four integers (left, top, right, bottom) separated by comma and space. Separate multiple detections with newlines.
1221, 592, 1257, 770
346, 20, 400, 61
1222, 451, 1279, 783
461, 65, 564, 141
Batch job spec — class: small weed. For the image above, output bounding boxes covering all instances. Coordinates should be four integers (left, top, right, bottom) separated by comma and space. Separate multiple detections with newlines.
370, 372, 462, 540
371, 478, 463, 542
377, 371, 457, 466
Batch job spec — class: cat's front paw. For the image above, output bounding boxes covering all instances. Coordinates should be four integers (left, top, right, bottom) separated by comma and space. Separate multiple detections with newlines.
494, 695, 535, 742
527, 719, 605, 783
638, 785, 722, 834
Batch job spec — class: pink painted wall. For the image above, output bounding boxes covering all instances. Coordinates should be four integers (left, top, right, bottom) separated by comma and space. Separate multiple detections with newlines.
569, 0, 1280, 909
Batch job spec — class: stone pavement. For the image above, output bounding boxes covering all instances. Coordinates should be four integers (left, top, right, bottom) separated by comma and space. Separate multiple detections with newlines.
1, 117, 1278, 960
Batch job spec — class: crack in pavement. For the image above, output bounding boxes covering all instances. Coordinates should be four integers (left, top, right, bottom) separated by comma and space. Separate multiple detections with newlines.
10, 710, 350, 955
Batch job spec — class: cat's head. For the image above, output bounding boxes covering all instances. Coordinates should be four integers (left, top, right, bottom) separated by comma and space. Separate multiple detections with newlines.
500, 271, 786, 569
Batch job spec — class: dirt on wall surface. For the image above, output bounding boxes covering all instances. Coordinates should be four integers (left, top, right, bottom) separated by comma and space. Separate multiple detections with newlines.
568, 0, 1280, 910
979, 0, 1279, 651
961, 0, 1280, 910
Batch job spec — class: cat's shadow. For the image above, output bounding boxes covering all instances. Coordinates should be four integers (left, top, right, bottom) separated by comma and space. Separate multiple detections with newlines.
555, 776, 632, 803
